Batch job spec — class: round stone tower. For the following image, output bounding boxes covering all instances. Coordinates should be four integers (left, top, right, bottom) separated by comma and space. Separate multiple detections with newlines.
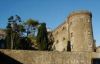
68, 10, 94, 52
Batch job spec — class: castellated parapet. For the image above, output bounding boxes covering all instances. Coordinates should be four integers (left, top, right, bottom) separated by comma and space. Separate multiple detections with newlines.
51, 10, 95, 52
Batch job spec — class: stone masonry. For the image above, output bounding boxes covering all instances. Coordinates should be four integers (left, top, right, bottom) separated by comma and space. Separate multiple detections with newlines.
0, 10, 99, 64
0, 49, 92, 64
51, 10, 96, 52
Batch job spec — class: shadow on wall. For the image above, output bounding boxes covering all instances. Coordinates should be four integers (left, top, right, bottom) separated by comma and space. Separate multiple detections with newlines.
0, 52, 22, 64
92, 58, 100, 64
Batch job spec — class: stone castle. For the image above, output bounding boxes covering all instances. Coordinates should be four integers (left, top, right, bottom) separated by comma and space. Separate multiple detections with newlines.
0, 10, 98, 52
0, 10, 100, 64
49, 10, 97, 52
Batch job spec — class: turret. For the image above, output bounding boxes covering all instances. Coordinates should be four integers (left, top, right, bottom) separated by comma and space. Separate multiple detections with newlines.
68, 10, 94, 52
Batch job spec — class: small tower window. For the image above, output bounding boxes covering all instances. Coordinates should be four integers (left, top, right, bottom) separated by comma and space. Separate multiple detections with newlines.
63, 37, 65, 41
62, 26, 66, 30
67, 41, 71, 52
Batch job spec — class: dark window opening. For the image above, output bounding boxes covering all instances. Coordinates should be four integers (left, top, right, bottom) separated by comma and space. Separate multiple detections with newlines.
92, 58, 100, 64
67, 41, 71, 52
63, 37, 65, 41
94, 48, 96, 52
62, 26, 66, 30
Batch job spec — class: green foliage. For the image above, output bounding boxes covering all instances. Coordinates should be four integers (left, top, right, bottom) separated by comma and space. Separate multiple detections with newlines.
24, 19, 39, 36
19, 37, 34, 50
28, 35, 37, 46
5, 33, 11, 49
13, 32, 20, 49
5, 23, 12, 49
36, 23, 48, 50
25, 19, 39, 26
5, 15, 22, 49
5, 27, 21, 49
5, 16, 49, 51
18, 24, 25, 32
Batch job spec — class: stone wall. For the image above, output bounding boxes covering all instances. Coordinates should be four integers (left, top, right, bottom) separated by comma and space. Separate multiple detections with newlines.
96, 46, 100, 52
52, 21, 69, 51
0, 49, 93, 64
0, 29, 6, 39
51, 10, 95, 52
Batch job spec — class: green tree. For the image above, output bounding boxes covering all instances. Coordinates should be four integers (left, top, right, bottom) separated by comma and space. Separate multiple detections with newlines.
36, 23, 48, 50
25, 19, 39, 36
5, 15, 22, 49
5, 23, 12, 49
26, 19, 38, 26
